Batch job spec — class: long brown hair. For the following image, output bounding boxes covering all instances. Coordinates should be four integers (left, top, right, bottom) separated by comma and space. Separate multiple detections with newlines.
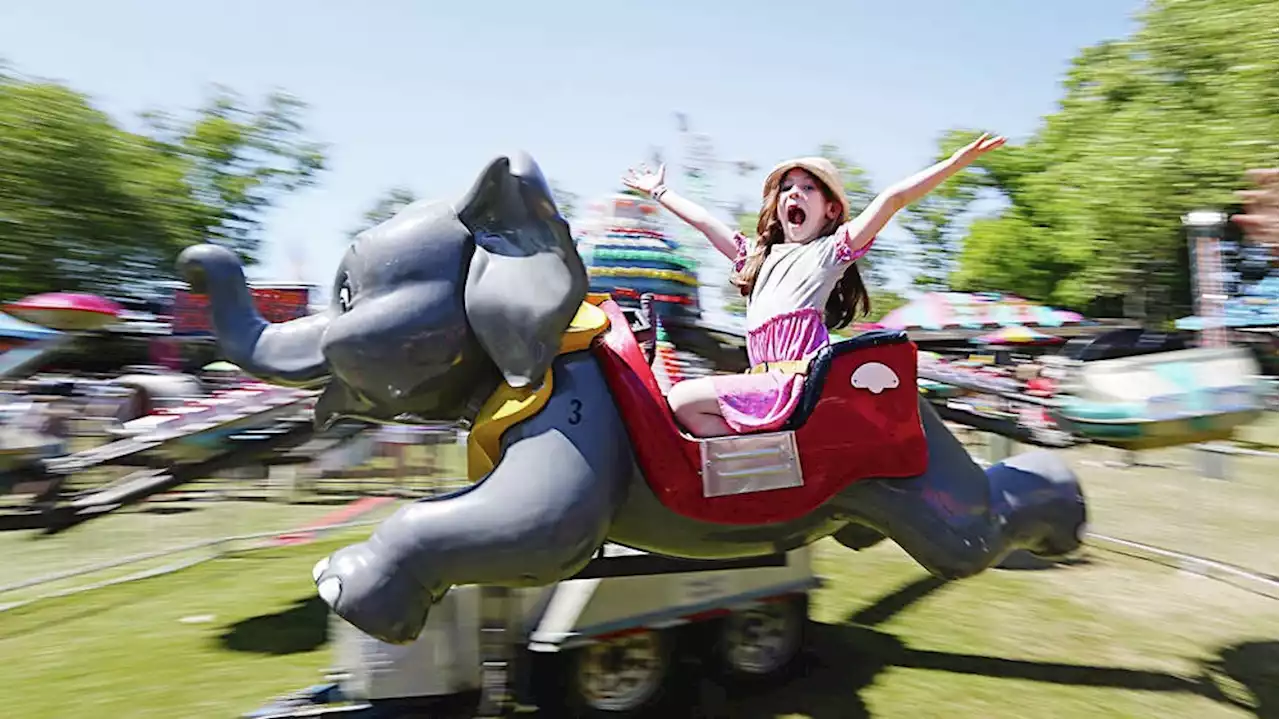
729, 170, 871, 330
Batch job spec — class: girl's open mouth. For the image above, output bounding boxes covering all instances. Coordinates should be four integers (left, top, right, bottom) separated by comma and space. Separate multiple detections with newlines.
786, 205, 807, 226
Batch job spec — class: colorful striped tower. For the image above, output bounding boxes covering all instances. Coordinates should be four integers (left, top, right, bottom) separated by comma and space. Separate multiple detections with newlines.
575, 193, 702, 325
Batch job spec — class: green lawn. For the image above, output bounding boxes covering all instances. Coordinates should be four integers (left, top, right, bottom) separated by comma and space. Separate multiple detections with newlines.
0, 534, 364, 719
1068, 446, 1279, 577
1233, 412, 1278, 450
0, 427, 1274, 718
954, 420, 1279, 577
724, 541, 1276, 718
0, 498, 401, 607
0, 533, 1273, 718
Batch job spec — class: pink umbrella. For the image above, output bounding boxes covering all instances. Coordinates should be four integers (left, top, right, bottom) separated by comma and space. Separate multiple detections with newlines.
971, 325, 1063, 345
880, 292, 1090, 331
5, 292, 123, 332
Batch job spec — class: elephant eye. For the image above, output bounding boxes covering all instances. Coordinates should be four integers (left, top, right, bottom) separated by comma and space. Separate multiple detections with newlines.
337, 278, 353, 313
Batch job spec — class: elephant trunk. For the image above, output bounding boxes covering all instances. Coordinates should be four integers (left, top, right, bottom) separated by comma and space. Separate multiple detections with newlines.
837, 398, 1087, 580
176, 244, 331, 386
311, 353, 634, 644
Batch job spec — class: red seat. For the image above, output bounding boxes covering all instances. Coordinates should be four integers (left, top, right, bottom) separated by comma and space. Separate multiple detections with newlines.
590, 299, 928, 525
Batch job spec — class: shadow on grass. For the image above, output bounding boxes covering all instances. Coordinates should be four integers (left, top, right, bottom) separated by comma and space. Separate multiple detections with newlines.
1204, 639, 1278, 718
138, 505, 198, 516
218, 595, 329, 655
710, 576, 1277, 718
995, 550, 1095, 572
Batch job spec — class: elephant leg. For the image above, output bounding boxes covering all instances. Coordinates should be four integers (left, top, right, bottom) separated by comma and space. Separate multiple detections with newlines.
312, 353, 633, 644
834, 397, 1087, 579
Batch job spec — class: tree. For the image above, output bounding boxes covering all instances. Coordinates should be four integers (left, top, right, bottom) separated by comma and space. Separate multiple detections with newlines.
0, 68, 326, 301
142, 85, 327, 263
0, 73, 201, 300
896, 130, 990, 290
944, 0, 1278, 318
347, 186, 418, 240
816, 143, 876, 216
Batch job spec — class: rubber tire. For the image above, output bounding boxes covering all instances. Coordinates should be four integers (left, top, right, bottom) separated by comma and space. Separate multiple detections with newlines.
537, 628, 684, 718
712, 595, 808, 688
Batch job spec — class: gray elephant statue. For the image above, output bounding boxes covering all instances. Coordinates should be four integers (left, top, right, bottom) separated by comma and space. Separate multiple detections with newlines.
177, 152, 1088, 645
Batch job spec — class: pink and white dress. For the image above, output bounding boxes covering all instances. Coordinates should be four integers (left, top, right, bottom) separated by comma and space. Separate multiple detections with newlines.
709, 227, 874, 434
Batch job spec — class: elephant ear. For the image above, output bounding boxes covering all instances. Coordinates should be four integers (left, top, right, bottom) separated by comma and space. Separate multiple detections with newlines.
458, 153, 588, 390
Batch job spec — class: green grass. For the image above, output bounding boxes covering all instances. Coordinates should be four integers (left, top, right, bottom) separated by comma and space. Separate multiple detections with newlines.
0, 499, 400, 606
0, 431, 1274, 718
1066, 446, 1279, 577
1233, 412, 1278, 450
0, 533, 366, 719
720, 542, 1276, 718
0, 535, 1273, 718
953, 417, 1279, 577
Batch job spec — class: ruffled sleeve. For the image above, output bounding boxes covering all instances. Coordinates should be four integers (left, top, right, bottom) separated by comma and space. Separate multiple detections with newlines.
827, 224, 876, 267
731, 232, 750, 273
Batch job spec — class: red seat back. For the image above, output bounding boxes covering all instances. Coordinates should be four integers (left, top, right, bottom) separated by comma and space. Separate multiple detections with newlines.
590, 299, 928, 525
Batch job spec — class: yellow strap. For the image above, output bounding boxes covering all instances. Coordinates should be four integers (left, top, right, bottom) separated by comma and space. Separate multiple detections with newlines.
749, 360, 810, 376
466, 370, 553, 481
466, 300, 612, 481
559, 301, 610, 354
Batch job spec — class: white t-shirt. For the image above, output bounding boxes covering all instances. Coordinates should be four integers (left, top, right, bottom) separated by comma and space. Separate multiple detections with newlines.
736, 227, 867, 331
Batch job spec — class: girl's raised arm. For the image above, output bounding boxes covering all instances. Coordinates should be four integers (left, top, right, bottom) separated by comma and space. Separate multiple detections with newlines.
838, 133, 1006, 257
623, 164, 740, 261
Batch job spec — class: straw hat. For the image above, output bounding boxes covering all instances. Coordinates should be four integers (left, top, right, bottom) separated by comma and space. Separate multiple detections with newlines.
762, 156, 849, 222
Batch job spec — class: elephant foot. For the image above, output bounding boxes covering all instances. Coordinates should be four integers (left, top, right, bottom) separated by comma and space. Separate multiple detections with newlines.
312, 540, 440, 645
835, 455, 1088, 581
986, 450, 1088, 563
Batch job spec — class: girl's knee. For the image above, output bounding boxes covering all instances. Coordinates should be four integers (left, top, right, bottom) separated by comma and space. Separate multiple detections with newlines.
668, 378, 718, 415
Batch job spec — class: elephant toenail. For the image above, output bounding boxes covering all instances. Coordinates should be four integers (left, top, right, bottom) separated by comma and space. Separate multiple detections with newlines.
317, 577, 342, 605
312, 557, 330, 582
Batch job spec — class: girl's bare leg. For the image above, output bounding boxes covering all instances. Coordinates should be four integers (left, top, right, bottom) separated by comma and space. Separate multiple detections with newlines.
667, 377, 734, 437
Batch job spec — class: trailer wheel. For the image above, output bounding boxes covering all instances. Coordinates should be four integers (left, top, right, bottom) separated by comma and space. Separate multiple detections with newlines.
562, 629, 674, 717
716, 595, 807, 682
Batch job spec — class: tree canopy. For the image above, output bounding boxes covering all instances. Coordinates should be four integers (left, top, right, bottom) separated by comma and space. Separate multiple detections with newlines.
0, 67, 326, 301
346, 186, 418, 241
906, 0, 1278, 319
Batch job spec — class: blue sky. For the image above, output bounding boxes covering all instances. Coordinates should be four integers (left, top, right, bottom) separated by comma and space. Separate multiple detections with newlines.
1, 0, 1145, 297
